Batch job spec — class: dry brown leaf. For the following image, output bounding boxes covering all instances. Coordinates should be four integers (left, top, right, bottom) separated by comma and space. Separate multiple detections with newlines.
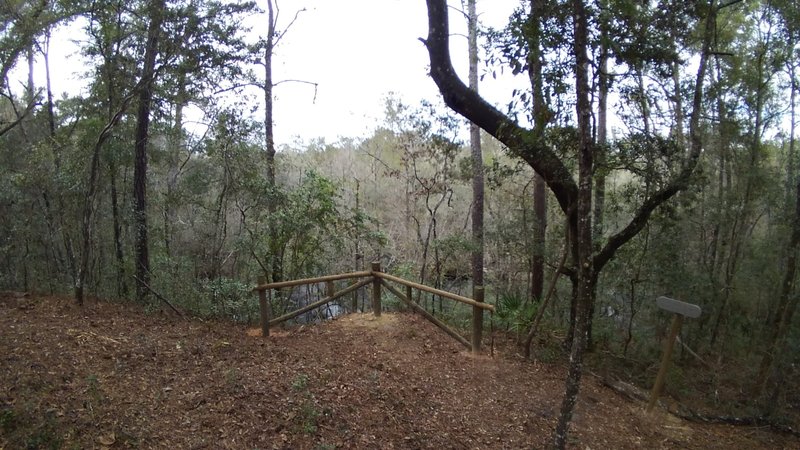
96, 432, 116, 446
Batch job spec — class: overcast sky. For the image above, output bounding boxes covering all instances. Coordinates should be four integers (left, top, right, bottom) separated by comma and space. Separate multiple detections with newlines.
30, 0, 523, 147
260, 0, 522, 146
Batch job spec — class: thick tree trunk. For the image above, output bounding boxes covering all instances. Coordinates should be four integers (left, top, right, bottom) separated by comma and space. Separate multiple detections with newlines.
468, 0, 484, 289
553, 0, 593, 446
133, 0, 165, 302
264, 0, 282, 284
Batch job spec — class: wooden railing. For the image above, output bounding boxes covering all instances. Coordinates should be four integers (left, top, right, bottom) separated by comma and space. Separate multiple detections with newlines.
253, 262, 494, 353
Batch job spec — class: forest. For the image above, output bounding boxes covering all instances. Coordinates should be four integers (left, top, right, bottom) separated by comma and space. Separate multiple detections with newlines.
1, 0, 799, 448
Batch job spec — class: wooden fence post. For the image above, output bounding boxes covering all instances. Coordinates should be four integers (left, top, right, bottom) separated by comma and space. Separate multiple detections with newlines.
647, 314, 683, 412
647, 296, 701, 413
406, 285, 413, 305
472, 286, 485, 354
326, 280, 335, 318
258, 276, 270, 337
371, 262, 382, 317
351, 279, 359, 313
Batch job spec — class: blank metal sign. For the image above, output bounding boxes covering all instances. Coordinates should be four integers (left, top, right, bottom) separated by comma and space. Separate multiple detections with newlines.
656, 296, 701, 318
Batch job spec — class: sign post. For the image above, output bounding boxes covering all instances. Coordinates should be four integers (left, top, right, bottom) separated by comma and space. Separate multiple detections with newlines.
646, 296, 701, 412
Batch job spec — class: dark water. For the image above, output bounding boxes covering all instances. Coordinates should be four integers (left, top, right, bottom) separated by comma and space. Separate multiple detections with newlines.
285, 282, 348, 324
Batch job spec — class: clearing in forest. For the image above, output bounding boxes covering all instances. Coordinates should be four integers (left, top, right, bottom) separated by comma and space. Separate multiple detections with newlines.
1, 292, 797, 449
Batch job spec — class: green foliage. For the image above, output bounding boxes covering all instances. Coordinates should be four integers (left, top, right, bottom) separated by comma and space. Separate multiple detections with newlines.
291, 373, 310, 392
289, 373, 321, 435
200, 277, 255, 322
0, 407, 16, 433
224, 368, 241, 392
24, 417, 63, 450
432, 233, 475, 279
389, 262, 417, 280
0, 407, 63, 450
495, 293, 536, 334
483, 156, 526, 189
244, 170, 355, 280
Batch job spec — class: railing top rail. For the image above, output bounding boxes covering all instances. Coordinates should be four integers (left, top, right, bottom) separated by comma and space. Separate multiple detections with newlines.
374, 272, 495, 312
254, 271, 372, 291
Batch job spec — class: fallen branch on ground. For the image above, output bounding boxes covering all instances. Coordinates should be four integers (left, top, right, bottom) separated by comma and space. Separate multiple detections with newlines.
132, 275, 185, 318
670, 408, 800, 438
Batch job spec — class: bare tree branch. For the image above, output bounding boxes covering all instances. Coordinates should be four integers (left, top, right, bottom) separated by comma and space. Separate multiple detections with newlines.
273, 5, 306, 47
273, 79, 318, 102
0, 98, 37, 137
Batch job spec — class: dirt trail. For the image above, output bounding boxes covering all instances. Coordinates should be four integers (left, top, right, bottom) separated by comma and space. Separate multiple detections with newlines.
1, 293, 796, 449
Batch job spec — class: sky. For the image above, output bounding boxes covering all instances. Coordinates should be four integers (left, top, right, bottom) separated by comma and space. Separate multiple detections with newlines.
31, 0, 524, 147
260, 0, 523, 146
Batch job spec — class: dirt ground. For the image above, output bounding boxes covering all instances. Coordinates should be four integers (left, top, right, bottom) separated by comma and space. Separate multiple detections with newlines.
1, 292, 797, 449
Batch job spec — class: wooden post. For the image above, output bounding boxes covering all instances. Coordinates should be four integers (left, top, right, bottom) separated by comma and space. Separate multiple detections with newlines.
472, 286, 485, 354
258, 276, 270, 337
406, 285, 413, 305
351, 279, 359, 313
647, 314, 683, 412
325, 280, 335, 317
371, 262, 382, 317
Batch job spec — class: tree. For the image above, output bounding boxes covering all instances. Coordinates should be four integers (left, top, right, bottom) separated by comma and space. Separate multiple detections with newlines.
254, 0, 312, 285
75, 0, 139, 304
0, 0, 79, 138
757, 0, 800, 407
423, 0, 714, 446
466, 0, 486, 336
131, 0, 166, 302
